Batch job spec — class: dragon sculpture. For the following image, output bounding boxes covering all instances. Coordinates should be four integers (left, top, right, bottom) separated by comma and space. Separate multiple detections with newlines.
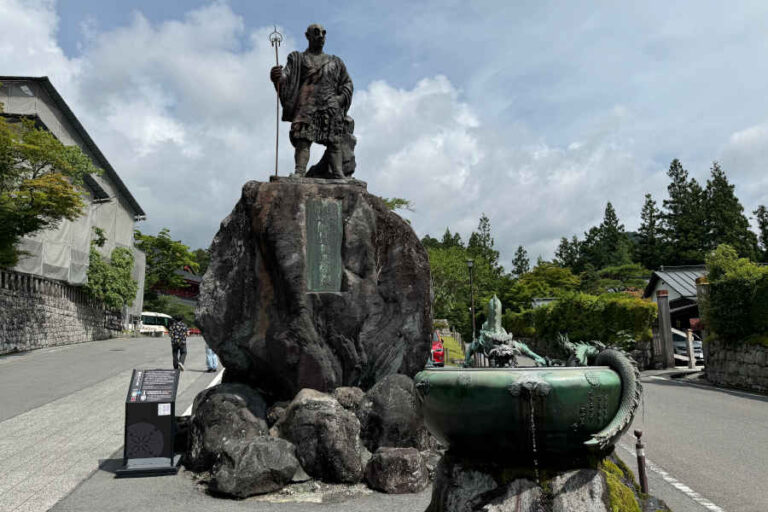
462, 297, 642, 451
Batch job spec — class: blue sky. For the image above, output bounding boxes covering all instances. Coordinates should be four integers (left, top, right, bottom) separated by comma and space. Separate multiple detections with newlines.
3, 0, 768, 264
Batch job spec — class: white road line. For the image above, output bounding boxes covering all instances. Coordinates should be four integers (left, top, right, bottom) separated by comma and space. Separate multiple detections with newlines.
618, 442, 725, 512
181, 370, 224, 417
646, 375, 767, 399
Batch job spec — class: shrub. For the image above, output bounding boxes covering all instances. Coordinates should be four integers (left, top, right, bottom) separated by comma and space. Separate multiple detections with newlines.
532, 292, 656, 345
85, 246, 138, 311
705, 244, 768, 341
502, 309, 536, 338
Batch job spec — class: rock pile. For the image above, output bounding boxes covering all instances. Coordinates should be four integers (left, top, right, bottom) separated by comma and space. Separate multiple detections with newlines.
187, 375, 441, 499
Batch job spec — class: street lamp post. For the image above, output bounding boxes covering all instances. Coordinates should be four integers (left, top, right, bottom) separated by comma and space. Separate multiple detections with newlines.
466, 259, 476, 344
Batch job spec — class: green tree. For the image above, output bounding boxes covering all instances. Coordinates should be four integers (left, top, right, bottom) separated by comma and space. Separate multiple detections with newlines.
134, 228, 199, 299
754, 205, 768, 261
579, 203, 632, 269
85, 247, 138, 311
0, 115, 100, 267
511, 245, 530, 277
440, 228, 464, 249
661, 159, 707, 264
704, 162, 757, 259
382, 197, 413, 212
636, 193, 664, 270
420, 234, 441, 249
505, 262, 581, 311
594, 263, 651, 293
192, 248, 211, 275
555, 235, 582, 271
467, 213, 502, 275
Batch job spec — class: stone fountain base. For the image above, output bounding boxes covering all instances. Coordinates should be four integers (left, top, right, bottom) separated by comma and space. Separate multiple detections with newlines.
427, 452, 670, 512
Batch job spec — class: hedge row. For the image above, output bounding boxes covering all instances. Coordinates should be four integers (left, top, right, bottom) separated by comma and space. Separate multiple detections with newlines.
705, 245, 768, 341
504, 292, 656, 344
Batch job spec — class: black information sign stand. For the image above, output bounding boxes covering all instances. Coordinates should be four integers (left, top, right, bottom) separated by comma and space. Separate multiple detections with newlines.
116, 369, 181, 477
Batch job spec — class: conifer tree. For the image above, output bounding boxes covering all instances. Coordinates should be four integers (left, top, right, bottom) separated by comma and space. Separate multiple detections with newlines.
511, 245, 530, 277
704, 162, 757, 259
468, 213, 502, 274
555, 235, 582, 271
579, 202, 631, 269
755, 205, 768, 261
636, 193, 664, 270
661, 159, 708, 264
440, 228, 463, 248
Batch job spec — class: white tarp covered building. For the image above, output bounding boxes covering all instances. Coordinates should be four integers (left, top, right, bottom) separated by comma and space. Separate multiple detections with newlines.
0, 76, 147, 319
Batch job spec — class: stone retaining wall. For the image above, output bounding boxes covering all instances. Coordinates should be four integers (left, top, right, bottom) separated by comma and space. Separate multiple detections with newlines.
705, 338, 768, 393
0, 269, 114, 355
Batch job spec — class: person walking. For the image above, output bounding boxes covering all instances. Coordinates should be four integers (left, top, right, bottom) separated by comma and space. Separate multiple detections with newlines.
205, 343, 218, 373
169, 315, 188, 371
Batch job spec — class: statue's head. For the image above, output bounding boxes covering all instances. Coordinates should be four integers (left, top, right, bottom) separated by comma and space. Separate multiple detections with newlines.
305, 23, 326, 52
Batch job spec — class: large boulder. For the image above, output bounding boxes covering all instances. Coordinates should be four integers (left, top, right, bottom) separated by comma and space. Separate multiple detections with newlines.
364, 447, 429, 494
358, 374, 433, 452
187, 383, 269, 471
274, 388, 365, 483
427, 453, 668, 512
196, 178, 432, 399
210, 436, 300, 498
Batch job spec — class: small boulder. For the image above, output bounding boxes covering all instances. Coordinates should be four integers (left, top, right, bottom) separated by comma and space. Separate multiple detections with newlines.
364, 447, 429, 494
420, 449, 443, 481
274, 388, 364, 483
266, 400, 290, 427
479, 479, 543, 511
187, 383, 269, 471
550, 469, 609, 512
428, 455, 498, 512
210, 436, 300, 498
357, 374, 432, 452
333, 386, 365, 413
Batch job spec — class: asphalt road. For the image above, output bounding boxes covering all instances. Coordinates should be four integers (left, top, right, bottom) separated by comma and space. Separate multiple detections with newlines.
2, 339, 767, 511
618, 373, 768, 512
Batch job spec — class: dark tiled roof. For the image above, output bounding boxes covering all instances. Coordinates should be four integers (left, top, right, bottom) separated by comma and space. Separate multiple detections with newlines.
643, 265, 707, 299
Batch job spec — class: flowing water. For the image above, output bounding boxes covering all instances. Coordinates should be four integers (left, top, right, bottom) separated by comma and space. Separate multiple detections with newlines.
528, 393, 541, 485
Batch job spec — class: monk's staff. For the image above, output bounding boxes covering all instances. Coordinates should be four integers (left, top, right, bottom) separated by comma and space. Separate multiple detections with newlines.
269, 26, 283, 177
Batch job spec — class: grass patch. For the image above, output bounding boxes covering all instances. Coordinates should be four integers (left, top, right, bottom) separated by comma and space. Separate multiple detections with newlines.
441, 335, 464, 367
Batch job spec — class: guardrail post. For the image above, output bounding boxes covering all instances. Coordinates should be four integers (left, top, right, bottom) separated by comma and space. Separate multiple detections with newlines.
634, 430, 649, 494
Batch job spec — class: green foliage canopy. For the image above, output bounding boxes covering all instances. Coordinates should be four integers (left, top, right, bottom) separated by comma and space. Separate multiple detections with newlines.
85, 241, 138, 311
532, 292, 657, 345
0, 116, 100, 267
134, 228, 199, 292
705, 244, 768, 341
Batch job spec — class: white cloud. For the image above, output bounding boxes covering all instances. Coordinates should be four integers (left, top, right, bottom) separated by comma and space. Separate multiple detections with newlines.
0, 0, 80, 93
721, 123, 768, 211
3, 0, 766, 268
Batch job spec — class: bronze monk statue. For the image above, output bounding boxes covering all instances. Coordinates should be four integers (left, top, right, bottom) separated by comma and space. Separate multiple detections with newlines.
270, 23, 356, 179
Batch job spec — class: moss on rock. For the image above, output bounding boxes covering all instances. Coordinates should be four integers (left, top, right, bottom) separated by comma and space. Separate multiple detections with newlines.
601, 459, 642, 512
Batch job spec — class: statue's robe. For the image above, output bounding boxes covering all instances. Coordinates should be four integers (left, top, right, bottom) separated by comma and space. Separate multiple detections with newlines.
279, 50, 353, 145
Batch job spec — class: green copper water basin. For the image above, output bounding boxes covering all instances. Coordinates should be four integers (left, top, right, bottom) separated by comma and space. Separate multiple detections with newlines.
414, 367, 622, 458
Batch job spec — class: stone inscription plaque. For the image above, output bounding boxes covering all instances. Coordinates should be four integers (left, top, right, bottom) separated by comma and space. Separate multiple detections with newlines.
306, 199, 343, 292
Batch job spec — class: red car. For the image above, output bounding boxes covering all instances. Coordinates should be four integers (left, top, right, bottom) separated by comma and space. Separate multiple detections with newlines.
431, 331, 445, 367
187, 327, 201, 336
